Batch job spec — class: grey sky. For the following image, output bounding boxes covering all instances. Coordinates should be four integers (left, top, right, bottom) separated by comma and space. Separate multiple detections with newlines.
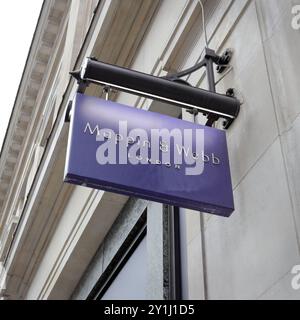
0, 1, 43, 152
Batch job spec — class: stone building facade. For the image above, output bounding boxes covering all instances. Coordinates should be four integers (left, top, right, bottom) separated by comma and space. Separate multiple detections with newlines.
0, 0, 299, 299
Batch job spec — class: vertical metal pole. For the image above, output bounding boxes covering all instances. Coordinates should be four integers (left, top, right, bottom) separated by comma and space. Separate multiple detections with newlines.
206, 57, 216, 93
205, 55, 218, 126
167, 205, 182, 300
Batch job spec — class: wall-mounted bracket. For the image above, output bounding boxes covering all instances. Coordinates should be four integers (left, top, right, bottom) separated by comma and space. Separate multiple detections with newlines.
163, 47, 236, 128
216, 49, 233, 74
70, 54, 240, 129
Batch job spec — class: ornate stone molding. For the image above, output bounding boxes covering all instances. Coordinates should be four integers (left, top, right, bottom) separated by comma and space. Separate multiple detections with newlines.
0, 0, 69, 259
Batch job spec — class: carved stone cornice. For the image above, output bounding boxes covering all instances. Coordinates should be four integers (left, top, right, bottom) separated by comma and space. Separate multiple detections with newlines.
0, 0, 69, 237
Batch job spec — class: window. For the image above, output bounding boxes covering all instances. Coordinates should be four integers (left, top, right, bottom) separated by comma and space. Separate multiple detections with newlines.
101, 235, 147, 300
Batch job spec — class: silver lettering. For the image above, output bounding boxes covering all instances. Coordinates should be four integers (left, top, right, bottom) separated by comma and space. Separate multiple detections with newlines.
84, 122, 100, 135
212, 153, 220, 165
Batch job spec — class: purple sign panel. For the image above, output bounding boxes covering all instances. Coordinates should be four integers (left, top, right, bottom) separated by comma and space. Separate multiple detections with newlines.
64, 93, 234, 216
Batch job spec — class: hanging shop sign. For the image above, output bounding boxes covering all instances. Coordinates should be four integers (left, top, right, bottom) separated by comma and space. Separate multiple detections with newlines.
64, 93, 234, 217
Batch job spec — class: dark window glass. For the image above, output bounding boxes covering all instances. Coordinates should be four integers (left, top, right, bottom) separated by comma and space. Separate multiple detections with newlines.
101, 236, 147, 300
